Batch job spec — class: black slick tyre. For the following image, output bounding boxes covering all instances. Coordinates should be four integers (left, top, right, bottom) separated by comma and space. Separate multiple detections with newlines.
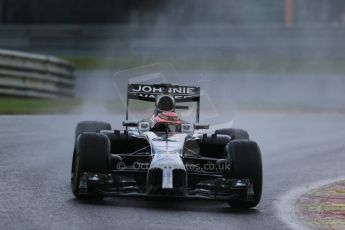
227, 140, 262, 208
71, 121, 111, 199
72, 133, 110, 199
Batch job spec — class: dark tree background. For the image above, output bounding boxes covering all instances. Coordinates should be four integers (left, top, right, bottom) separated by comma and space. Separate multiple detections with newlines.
0, 0, 344, 25
0, 0, 164, 24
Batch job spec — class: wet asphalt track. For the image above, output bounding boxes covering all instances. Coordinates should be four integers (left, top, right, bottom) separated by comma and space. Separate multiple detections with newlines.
0, 113, 344, 230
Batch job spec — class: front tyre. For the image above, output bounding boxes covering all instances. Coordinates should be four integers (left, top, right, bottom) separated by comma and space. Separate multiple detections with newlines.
227, 140, 262, 209
71, 132, 110, 199
71, 121, 111, 199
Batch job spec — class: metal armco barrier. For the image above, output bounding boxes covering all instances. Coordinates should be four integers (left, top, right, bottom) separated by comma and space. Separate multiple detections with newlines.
0, 49, 75, 98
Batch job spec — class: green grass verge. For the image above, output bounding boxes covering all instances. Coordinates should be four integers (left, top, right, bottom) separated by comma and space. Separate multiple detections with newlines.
0, 98, 126, 115
66, 56, 345, 74
0, 98, 83, 114
0, 97, 343, 115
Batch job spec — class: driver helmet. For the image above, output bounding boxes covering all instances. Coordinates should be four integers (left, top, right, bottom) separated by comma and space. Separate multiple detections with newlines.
153, 111, 182, 131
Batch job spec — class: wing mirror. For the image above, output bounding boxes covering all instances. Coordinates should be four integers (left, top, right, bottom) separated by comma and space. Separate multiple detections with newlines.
122, 120, 139, 127
181, 123, 192, 134
193, 123, 210, 130
175, 105, 189, 110
138, 121, 150, 132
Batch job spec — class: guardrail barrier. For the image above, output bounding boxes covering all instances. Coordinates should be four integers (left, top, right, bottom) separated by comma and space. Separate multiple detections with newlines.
0, 49, 74, 98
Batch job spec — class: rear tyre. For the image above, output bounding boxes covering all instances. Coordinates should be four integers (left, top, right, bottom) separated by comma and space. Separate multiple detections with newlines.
227, 140, 262, 209
215, 128, 249, 140
75, 121, 111, 140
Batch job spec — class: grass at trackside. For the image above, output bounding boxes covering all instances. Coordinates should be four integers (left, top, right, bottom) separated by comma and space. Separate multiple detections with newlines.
66, 56, 345, 74
0, 98, 126, 115
0, 97, 343, 115
0, 98, 83, 114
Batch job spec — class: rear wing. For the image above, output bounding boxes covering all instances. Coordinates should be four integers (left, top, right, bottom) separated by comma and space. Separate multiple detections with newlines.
126, 83, 201, 121
127, 84, 200, 102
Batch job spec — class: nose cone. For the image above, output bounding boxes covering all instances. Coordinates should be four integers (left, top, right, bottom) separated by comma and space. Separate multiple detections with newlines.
147, 152, 186, 194
162, 168, 173, 189
150, 152, 185, 170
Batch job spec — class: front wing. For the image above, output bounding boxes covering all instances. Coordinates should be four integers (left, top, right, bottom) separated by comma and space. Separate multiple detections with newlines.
77, 156, 255, 202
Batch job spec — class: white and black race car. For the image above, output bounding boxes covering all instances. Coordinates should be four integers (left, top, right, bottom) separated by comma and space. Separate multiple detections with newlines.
71, 83, 262, 208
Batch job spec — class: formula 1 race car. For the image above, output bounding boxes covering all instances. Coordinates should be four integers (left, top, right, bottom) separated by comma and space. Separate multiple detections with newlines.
71, 83, 262, 208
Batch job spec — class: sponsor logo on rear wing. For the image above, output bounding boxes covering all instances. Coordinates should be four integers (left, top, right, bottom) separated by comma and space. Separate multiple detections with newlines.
127, 84, 200, 102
